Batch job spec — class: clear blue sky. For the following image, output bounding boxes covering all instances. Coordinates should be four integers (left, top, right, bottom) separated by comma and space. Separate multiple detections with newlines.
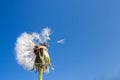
1, 0, 120, 80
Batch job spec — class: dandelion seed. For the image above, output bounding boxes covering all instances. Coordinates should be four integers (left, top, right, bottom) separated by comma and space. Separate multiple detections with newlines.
57, 39, 64, 44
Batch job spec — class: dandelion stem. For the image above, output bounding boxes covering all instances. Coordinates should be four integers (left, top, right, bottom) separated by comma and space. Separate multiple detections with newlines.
38, 67, 43, 80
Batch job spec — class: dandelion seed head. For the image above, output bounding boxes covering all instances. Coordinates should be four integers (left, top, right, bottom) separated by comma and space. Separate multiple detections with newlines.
15, 28, 51, 70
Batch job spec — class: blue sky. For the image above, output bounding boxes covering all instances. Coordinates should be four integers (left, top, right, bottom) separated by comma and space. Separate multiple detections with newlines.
1, 0, 120, 80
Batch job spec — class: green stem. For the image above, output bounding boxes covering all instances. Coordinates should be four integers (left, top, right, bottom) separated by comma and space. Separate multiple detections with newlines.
38, 67, 43, 80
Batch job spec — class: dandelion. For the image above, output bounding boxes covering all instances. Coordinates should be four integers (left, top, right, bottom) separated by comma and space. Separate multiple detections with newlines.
15, 28, 54, 80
